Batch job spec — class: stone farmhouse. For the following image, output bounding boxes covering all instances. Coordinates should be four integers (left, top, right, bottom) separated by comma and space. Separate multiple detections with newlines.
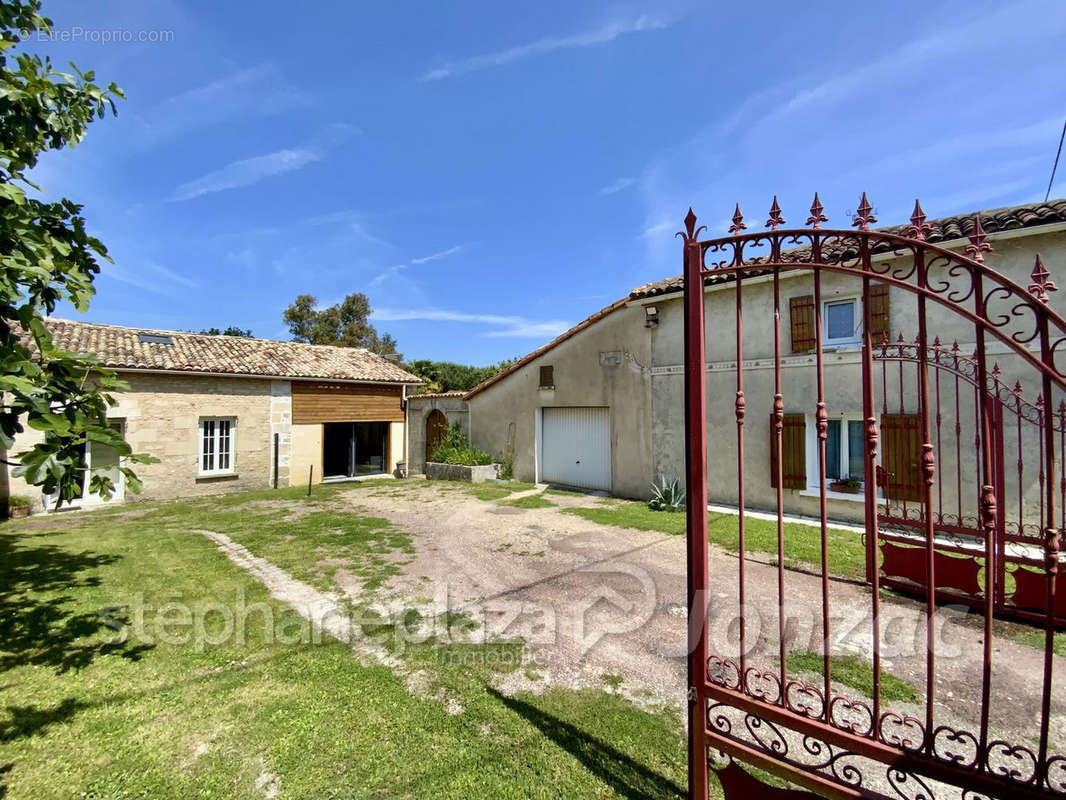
1, 319, 422, 512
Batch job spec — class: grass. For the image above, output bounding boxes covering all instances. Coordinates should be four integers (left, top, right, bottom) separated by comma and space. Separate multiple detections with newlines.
0, 485, 702, 799
786, 651, 920, 704
1011, 626, 1066, 657
545, 488, 590, 497
562, 502, 868, 581
499, 494, 555, 509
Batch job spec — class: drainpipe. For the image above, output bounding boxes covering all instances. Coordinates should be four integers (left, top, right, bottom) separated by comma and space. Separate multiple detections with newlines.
402, 384, 409, 476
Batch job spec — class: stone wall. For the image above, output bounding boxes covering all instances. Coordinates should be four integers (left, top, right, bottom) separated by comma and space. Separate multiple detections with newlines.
2, 372, 289, 510
407, 394, 470, 475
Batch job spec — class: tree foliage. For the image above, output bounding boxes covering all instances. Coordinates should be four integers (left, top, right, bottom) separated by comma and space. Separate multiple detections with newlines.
0, 1, 155, 506
283, 293, 397, 355
405, 358, 517, 394
199, 326, 252, 337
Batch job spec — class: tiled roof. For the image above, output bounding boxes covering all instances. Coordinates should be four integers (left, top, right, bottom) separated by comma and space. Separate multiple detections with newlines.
41, 318, 423, 384
630, 198, 1066, 300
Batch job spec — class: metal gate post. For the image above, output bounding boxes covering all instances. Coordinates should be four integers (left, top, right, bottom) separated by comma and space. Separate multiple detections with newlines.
681, 209, 710, 800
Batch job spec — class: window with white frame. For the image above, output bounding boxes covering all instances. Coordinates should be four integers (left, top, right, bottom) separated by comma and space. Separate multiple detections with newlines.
199, 418, 235, 475
804, 413, 866, 490
823, 298, 861, 345
825, 417, 864, 481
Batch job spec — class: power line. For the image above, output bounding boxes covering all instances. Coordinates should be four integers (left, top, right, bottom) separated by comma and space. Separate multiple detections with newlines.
1047, 117, 1066, 202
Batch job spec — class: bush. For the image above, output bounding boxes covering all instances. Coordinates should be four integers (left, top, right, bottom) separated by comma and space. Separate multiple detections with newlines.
430, 424, 494, 466
7, 495, 32, 511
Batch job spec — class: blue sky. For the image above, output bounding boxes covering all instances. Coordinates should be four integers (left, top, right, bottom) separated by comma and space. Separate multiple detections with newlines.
28, 0, 1066, 364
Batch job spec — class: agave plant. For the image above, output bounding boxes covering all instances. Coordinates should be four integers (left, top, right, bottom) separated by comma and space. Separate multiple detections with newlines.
648, 474, 685, 512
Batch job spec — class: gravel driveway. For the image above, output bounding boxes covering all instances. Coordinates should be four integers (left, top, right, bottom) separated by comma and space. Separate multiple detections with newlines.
335, 479, 1064, 760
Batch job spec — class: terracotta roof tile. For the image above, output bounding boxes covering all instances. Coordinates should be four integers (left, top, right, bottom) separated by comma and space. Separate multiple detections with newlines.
630, 198, 1066, 300
41, 318, 423, 384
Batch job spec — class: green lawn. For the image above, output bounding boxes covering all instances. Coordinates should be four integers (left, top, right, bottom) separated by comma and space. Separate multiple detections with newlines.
786, 651, 919, 704
0, 484, 702, 799
499, 494, 556, 509
563, 502, 868, 580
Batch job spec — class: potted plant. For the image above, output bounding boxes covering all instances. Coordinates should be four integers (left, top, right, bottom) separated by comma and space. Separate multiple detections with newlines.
6, 495, 33, 518
828, 477, 862, 494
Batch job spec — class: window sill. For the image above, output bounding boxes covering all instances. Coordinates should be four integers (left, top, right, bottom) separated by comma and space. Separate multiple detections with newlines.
197, 472, 238, 482
798, 487, 886, 505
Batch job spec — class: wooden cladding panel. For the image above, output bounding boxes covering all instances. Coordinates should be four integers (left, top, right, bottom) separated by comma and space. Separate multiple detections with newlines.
291, 381, 404, 424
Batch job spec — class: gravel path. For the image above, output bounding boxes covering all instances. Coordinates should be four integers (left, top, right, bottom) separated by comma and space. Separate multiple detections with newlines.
336, 481, 1065, 752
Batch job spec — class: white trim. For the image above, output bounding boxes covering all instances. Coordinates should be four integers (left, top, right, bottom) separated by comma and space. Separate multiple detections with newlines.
198, 417, 236, 476
822, 296, 862, 347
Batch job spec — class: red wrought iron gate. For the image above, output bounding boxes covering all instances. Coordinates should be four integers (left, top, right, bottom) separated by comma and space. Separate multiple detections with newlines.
681, 195, 1066, 799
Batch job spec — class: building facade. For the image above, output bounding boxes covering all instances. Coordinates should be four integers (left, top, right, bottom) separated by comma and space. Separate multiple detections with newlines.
461, 199, 1066, 526
1, 319, 422, 512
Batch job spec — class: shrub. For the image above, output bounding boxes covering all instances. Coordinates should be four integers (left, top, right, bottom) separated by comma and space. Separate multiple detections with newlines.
648, 474, 685, 512
430, 424, 494, 466
7, 495, 32, 511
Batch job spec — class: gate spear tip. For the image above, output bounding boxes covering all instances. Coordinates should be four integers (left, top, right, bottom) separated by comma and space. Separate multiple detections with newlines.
806, 192, 827, 228
766, 195, 785, 230
853, 192, 876, 230
729, 203, 747, 235
907, 199, 932, 240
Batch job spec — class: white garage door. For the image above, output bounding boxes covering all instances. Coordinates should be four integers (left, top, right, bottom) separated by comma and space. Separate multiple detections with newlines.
541, 407, 611, 491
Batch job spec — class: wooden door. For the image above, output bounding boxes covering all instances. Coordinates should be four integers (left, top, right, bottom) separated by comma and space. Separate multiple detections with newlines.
425, 410, 448, 462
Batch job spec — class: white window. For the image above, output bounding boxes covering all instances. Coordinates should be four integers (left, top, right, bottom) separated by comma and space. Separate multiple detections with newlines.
199, 418, 235, 475
824, 416, 865, 483
823, 298, 861, 345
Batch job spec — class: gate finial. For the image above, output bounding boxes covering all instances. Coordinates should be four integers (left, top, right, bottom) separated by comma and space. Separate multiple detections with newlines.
806, 192, 827, 228
965, 214, 992, 263
678, 207, 705, 242
906, 199, 932, 240
766, 196, 785, 230
1028, 254, 1058, 304
729, 204, 747, 235
853, 192, 876, 230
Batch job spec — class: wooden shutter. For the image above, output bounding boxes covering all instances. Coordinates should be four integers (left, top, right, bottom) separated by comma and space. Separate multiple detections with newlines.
869, 284, 891, 345
789, 295, 815, 354
881, 413, 922, 502
770, 413, 806, 490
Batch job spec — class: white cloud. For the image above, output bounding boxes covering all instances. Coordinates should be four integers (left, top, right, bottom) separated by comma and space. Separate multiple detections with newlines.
135, 64, 312, 144
640, 220, 673, 239
169, 123, 359, 201
170, 148, 320, 201
372, 308, 571, 338
599, 177, 635, 196
368, 264, 408, 287
411, 244, 467, 264
420, 15, 669, 81
146, 261, 198, 288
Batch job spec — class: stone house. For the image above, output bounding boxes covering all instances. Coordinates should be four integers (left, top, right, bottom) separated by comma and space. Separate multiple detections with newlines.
425, 199, 1066, 527
1, 319, 422, 512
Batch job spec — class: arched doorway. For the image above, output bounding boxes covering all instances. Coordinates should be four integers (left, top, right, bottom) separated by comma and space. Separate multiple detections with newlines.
425, 409, 448, 462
